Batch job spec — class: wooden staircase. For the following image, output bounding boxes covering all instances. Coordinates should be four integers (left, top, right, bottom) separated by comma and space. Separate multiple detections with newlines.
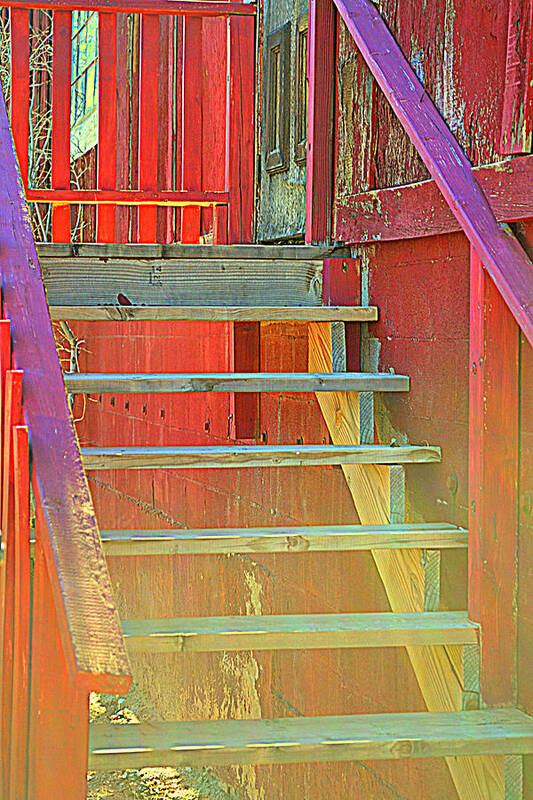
42, 243, 533, 795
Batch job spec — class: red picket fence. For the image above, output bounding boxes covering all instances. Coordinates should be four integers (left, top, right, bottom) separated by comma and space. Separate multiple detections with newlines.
5, 0, 255, 246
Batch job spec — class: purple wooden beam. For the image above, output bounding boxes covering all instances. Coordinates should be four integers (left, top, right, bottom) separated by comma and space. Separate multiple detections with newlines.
334, 0, 533, 347
0, 88, 130, 693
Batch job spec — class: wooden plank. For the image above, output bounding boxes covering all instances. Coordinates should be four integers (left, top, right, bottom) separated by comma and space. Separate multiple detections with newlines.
49, 305, 378, 321
122, 611, 478, 653
40, 258, 326, 306
28, 189, 229, 206
89, 709, 533, 770
308, 320, 501, 798
335, 155, 533, 245
3, 0, 256, 15
181, 16, 203, 244
99, 522, 469, 556
500, 0, 533, 154
51, 10, 72, 242
306, 0, 336, 244
81, 443, 441, 470
138, 14, 159, 243
64, 371, 409, 394
469, 247, 520, 705
97, 13, 118, 242
37, 242, 350, 259
334, 0, 533, 348
228, 15, 255, 243
10, 9, 30, 186
50, 305, 378, 321
0, 86, 130, 692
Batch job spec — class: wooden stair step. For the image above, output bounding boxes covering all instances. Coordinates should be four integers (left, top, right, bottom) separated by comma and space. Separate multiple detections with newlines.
89, 708, 533, 770
81, 444, 441, 470
100, 523, 468, 556
49, 305, 377, 322
37, 243, 351, 260
65, 372, 409, 394
121, 611, 478, 654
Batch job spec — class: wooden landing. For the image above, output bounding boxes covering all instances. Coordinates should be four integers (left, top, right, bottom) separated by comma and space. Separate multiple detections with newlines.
121, 611, 478, 653
37, 243, 351, 260
65, 372, 409, 394
50, 305, 378, 322
99, 523, 468, 556
81, 444, 442, 470
89, 709, 533, 770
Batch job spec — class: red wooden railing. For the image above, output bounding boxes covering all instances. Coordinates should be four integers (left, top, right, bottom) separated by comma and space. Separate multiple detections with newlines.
0, 79, 131, 798
4, 0, 255, 246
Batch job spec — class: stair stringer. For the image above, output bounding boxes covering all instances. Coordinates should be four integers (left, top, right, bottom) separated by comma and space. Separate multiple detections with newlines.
308, 321, 503, 800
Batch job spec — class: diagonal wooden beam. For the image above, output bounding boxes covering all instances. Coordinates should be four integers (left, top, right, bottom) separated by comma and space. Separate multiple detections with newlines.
333, 0, 533, 347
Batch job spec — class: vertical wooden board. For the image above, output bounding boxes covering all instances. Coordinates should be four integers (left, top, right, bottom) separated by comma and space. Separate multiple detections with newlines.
116, 14, 133, 242
322, 257, 361, 371
202, 15, 226, 241
182, 16, 203, 244
469, 247, 520, 706
228, 15, 255, 244
174, 15, 184, 242
138, 13, 159, 243
157, 15, 175, 244
8, 426, 30, 800
233, 321, 260, 440
97, 12, 118, 242
51, 10, 72, 242
27, 540, 89, 800
306, 0, 336, 244
500, 0, 533, 154
10, 9, 29, 186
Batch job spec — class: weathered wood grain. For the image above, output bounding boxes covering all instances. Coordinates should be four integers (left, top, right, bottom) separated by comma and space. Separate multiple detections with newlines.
40, 258, 325, 306
64, 371, 409, 394
334, 0, 533, 347
50, 305, 378, 322
99, 523, 469, 556
81, 444, 441, 470
89, 709, 533, 770
122, 611, 478, 653
2, 0, 256, 15
335, 155, 533, 244
37, 243, 349, 260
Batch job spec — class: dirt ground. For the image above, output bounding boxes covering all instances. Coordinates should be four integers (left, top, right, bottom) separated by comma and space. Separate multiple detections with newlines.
88, 686, 212, 800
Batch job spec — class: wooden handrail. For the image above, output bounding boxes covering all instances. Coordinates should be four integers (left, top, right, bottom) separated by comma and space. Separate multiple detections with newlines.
0, 0, 256, 15
332, 0, 533, 348
0, 86, 130, 694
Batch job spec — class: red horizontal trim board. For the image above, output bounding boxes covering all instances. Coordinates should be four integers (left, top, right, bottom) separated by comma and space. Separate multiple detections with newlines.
336, 155, 533, 244
2, 0, 255, 15
26, 189, 229, 206
334, 0, 533, 347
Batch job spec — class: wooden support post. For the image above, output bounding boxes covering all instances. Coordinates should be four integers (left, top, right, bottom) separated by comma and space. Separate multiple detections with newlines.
97, 12, 118, 243
10, 9, 30, 186
27, 532, 89, 800
306, 0, 336, 244
138, 13, 159, 243
51, 10, 72, 242
182, 16, 203, 243
8, 425, 31, 800
422, 549, 441, 612
462, 642, 481, 711
469, 246, 520, 706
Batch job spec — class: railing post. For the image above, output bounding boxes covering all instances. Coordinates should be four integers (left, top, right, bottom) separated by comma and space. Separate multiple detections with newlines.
97, 12, 118, 242
468, 245, 520, 705
10, 9, 30, 187
51, 10, 72, 242
138, 13, 159, 242
306, 0, 336, 244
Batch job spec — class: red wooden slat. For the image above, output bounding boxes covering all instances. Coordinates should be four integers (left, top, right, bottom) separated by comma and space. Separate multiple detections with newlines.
228, 14, 254, 243
157, 15, 175, 243
182, 16, 203, 243
334, 0, 533, 347
3, 0, 256, 14
116, 14, 131, 242
322, 258, 361, 372
28, 533, 90, 800
51, 10, 72, 242
27, 188, 229, 204
97, 12, 118, 242
0, 85, 130, 692
0, 370, 23, 797
306, 0, 336, 244
469, 247, 520, 705
10, 9, 30, 186
138, 13, 159, 242
8, 425, 30, 800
